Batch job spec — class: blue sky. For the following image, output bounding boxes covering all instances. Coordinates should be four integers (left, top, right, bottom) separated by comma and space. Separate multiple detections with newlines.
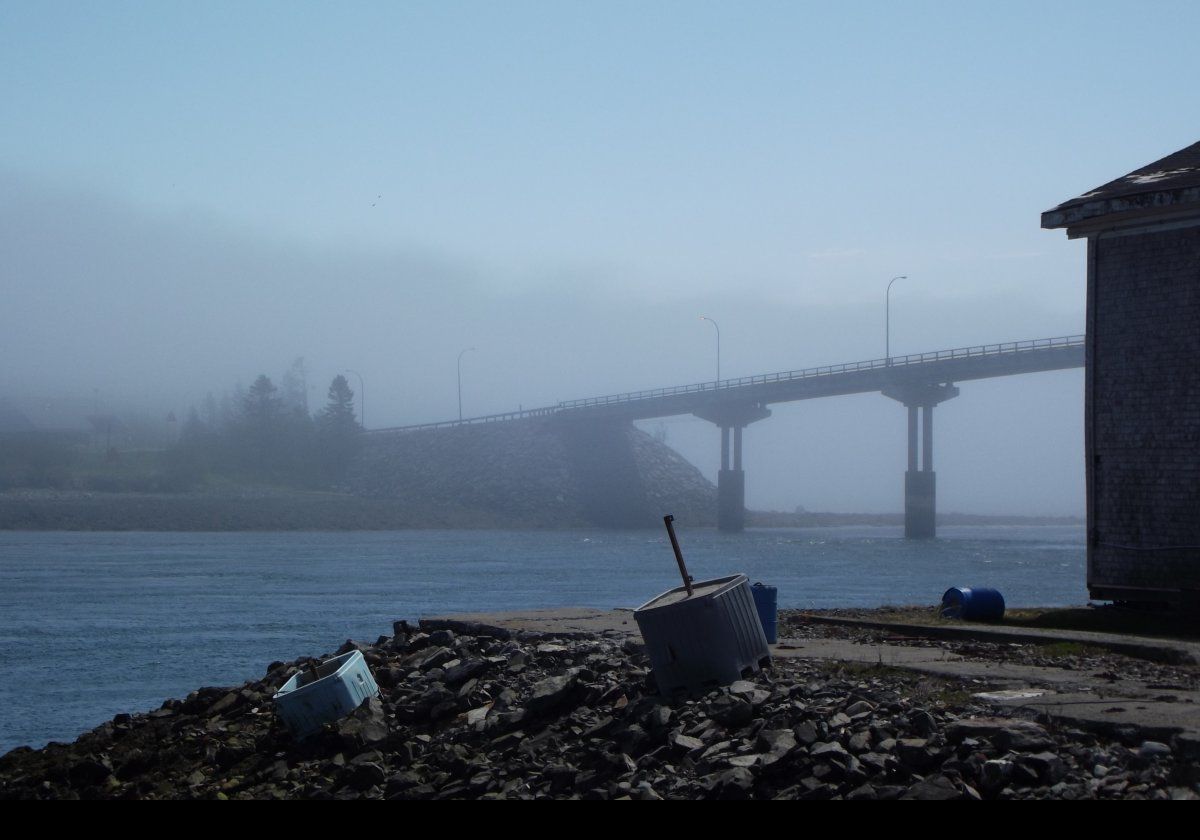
3, 2, 1198, 513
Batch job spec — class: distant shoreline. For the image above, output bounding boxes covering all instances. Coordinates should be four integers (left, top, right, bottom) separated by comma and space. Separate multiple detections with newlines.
0, 489, 1082, 532
748, 510, 1083, 528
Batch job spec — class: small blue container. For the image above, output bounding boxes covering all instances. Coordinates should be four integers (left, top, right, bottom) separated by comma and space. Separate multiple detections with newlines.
273, 649, 379, 738
940, 587, 1005, 622
751, 582, 778, 643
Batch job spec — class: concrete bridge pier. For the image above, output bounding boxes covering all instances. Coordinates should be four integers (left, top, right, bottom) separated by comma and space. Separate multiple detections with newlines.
717, 425, 746, 532
883, 383, 959, 539
695, 403, 771, 532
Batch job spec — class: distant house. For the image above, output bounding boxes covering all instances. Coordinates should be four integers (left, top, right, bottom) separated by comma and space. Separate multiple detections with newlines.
1043, 141, 1200, 603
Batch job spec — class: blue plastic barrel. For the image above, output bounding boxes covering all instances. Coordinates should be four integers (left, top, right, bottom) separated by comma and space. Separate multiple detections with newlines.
940, 587, 1005, 622
751, 582, 778, 643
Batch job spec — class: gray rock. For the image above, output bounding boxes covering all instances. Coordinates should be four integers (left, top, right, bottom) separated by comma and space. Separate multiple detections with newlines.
525, 670, 581, 716
727, 754, 762, 769
895, 738, 936, 770
412, 646, 455, 671
729, 680, 757, 696
756, 728, 797, 757
647, 704, 673, 730
1021, 751, 1067, 785
846, 783, 878, 801
811, 740, 848, 756
710, 767, 755, 799
1138, 741, 1172, 759
980, 759, 1013, 791
543, 763, 578, 793
442, 658, 488, 686
208, 691, 241, 716
909, 709, 937, 737
671, 733, 705, 753
793, 721, 820, 746
336, 697, 389, 745
426, 629, 456, 648
946, 717, 1053, 752
68, 758, 113, 787
902, 775, 961, 800
346, 762, 386, 792
707, 695, 754, 728
847, 730, 872, 753
859, 752, 892, 775
634, 781, 663, 801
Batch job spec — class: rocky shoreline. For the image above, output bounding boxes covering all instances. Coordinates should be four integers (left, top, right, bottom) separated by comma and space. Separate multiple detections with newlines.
2, 614, 1197, 800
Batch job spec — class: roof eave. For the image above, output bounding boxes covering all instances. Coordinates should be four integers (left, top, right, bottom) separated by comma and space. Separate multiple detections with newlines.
1042, 186, 1200, 231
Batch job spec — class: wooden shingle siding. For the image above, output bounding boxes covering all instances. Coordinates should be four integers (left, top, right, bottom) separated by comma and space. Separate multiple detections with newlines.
1089, 224, 1200, 596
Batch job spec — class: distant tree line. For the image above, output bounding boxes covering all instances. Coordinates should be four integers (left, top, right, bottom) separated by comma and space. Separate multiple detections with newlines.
0, 429, 87, 490
0, 360, 362, 493
170, 364, 362, 490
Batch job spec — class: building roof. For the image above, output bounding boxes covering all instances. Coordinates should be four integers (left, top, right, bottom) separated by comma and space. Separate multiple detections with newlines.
1042, 140, 1200, 231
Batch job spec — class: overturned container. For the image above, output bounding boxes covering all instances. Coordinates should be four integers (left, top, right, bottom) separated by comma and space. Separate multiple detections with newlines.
635, 573, 771, 697
940, 587, 1006, 622
273, 649, 380, 738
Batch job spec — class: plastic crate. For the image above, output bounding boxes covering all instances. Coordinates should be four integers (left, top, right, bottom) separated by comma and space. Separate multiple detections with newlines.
273, 649, 379, 738
634, 573, 771, 696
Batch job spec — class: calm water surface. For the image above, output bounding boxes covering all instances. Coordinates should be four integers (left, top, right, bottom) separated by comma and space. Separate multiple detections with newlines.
0, 525, 1085, 753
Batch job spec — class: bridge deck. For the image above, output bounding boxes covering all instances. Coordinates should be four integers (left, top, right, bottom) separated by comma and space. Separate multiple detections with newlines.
370, 335, 1084, 432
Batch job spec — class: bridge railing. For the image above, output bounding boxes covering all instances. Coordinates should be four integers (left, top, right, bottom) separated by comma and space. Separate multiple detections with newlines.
555, 334, 1084, 410
369, 334, 1084, 432
364, 405, 559, 435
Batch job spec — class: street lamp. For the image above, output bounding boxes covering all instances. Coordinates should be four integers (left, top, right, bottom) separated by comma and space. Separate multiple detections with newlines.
343, 369, 365, 429
700, 316, 720, 387
457, 347, 476, 422
885, 275, 907, 364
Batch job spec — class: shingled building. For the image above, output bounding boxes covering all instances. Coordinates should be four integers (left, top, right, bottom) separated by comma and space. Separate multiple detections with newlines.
1043, 141, 1200, 603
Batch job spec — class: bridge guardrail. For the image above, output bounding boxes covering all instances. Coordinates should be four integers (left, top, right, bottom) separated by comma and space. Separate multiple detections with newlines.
369, 334, 1084, 432
365, 406, 559, 435
555, 335, 1084, 410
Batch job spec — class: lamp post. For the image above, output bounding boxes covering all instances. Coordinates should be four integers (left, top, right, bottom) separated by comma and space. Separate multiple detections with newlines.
700, 315, 720, 387
885, 275, 907, 365
457, 347, 476, 422
343, 369, 365, 429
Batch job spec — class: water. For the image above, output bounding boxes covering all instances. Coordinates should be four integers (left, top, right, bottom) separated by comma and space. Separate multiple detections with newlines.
0, 525, 1085, 753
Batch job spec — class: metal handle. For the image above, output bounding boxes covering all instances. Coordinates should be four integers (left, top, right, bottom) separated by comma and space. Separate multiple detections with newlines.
663, 514, 694, 597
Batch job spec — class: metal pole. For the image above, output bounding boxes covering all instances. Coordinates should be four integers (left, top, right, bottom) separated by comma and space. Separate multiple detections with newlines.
886, 275, 906, 364
457, 347, 476, 422
663, 515, 694, 596
700, 316, 720, 386
343, 369, 365, 429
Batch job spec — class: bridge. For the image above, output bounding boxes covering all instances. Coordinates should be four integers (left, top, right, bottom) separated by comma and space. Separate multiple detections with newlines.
371, 335, 1085, 536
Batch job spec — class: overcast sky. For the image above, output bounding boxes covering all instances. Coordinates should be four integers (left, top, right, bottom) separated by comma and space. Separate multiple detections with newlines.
4, 2, 1198, 515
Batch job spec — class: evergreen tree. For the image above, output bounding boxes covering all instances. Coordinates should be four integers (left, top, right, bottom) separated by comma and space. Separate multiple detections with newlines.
238, 375, 283, 473
319, 375, 357, 428
316, 375, 360, 481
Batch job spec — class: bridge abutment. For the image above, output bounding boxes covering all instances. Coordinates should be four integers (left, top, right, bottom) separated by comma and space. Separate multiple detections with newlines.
884, 383, 959, 539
